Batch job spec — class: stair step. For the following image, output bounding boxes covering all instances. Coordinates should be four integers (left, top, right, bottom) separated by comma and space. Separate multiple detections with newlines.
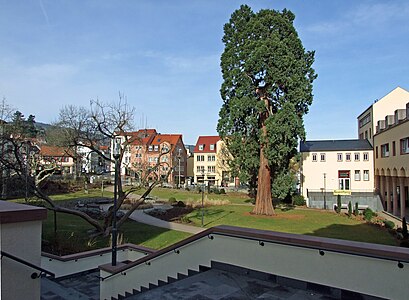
199, 265, 211, 272
167, 276, 177, 283
188, 269, 199, 276
177, 272, 188, 280
149, 283, 157, 290
140, 286, 149, 293
132, 289, 140, 295
158, 279, 167, 287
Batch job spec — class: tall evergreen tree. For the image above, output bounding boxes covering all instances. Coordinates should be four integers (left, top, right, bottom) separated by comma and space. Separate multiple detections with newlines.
217, 5, 316, 215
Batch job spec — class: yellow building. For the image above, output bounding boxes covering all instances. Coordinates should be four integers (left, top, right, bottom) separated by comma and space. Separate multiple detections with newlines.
193, 136, 235, 187
357, 86, 409, 146
373, 101, 409, 218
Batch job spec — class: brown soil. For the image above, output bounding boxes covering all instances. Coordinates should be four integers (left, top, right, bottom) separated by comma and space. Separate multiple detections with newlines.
243, 211, 305, 220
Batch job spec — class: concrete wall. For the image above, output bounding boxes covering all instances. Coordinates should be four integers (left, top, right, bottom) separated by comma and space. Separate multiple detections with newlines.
1, 221, 43, 300
100, 229, 409, 300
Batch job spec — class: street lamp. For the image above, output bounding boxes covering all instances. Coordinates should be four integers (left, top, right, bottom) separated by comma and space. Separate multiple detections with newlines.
112, 138, 121, 266
323, 173, 327, 210
201, 169, 206, 227
177, 148, 181, 189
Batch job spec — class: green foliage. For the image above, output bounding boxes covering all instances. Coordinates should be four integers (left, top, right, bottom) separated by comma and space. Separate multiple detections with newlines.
168, 197, 177, 204
220, 188, 226, 194
364, 208, 374, 222
347, 201, 352, 218
336, 195, 341, 214
354, 202, 359, 216
8, 111, 39, 138
217, 5, 316, 194
292, 194, 305, 206
271, 170, 296, 200
383, 220, 395, 229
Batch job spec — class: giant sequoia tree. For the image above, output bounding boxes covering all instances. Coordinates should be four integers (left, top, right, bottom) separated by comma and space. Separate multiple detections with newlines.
217, 5, 316, 215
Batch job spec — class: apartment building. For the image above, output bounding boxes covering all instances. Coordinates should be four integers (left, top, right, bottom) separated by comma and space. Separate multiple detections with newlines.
373, 102, 409, 218
193, 136, 235, 187
357, 86, 409, 146
300, 140, 378, 210
39, 145, 75, 175
112, 129, 187, 185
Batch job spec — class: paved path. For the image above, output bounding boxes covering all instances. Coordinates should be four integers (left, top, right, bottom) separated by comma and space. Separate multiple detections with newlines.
100, 203, 205, 234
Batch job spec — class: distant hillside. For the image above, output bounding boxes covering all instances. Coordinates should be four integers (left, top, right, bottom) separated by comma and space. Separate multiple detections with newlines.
35, 121, 53, 130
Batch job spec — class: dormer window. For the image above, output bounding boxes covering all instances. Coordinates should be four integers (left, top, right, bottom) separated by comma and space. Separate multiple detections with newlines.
199, 144, 204, 151
154, 145, 159, 151
148, 145, 153, 151
210, 144, 215, 151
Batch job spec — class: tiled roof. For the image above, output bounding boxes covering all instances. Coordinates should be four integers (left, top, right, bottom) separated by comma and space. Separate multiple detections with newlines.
194, 136, 220, 153
300, 139, 373, 152
151, 134, 184, 152
40, 145, 73, 157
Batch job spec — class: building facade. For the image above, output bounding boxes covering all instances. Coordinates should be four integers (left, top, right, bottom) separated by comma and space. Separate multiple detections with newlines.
373, 102, 409, 218
357, 86, 409, 146
193, 136, 236, 187
300, 140, 377, 209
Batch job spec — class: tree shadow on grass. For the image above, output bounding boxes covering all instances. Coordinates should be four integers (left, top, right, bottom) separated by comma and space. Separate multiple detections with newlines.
305, 223, 398, 246
188, 209, 235, 227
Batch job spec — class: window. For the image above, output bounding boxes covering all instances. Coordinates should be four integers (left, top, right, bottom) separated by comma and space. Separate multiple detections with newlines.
363, 152, 369, 161
207, 166, 215, 173
375, 147, 378, 159
208, 155, 215, 161
197, 166, 204, 173
161, 156, 168, 162
346, 153, 351, 162
148, 157, 153, 162
364, 131, 368, 139
401, 137, 409, 154
359, 113, 371, 128
363, 170, 369, 181
320, 153, 325, 162
354, 153, 360, 161
199, 144, 204, 151
148, 145, 153, 152
381, 143, 390, 157
209, 144, 215, 151
312, 153, 317, 162
154, 145, 159, 151
337, 153, 343, 162
196, 155, 205, 162
354, 170, 361, 181
162, 146, 169, 153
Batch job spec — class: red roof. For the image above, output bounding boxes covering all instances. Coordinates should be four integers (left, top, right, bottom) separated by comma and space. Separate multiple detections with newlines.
194, 136, 220, 153
151, 134, 184, 151
129, 129, 157, 145
40, 145, 72, 157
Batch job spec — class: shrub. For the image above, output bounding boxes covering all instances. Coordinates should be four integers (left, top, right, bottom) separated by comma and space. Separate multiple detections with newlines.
220, 188, 226, 194
383, 220, 395, 229
168, 197, 177, 204
363, 208, 374, 221
347, 201, 352, 217
213, 188, 220, 194
400, 240, 409, 248
354, 202, 359, 216
336, 195, 341, 214
292, 195, 306, 206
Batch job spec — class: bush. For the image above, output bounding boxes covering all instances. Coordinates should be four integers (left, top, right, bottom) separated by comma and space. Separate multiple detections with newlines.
168, 197, 177, 204
213, 188, 220, 194
363, 208, 374, 221
220, 188, 226, 194
292, 195, 306, 206
383, 220, 395, 229
336, 195, 341, 214
347, 201, 352, 217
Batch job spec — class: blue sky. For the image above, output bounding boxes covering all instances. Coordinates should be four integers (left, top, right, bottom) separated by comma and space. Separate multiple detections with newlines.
1, 1, 409, 145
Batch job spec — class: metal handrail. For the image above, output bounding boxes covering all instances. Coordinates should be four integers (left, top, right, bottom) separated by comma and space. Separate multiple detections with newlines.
1, 250, 55, 278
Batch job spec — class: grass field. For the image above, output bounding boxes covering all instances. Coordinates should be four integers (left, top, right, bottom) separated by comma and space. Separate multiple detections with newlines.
42, 212, 191, 254
185, 205, 398, 246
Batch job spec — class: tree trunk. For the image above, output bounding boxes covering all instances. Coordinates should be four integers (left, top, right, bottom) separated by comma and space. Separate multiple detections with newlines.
252, 139, 275, 215
252, 96, 275, 216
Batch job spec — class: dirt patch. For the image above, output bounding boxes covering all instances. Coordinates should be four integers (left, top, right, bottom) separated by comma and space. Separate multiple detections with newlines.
243, 212, 305, 220
146, 206, 194, 222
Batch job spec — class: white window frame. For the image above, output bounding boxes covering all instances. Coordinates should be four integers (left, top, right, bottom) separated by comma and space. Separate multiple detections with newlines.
337, 153, 342, 162
199, 144, 204, 151
312, 153, 317, 162
354, 153, 360, 161
363, 152, 369, 161
346, 153, 351, 162
354, 170, 361, 181
320, 153, 325, 162
210, 144, 215, 151
363, 170, 369, 181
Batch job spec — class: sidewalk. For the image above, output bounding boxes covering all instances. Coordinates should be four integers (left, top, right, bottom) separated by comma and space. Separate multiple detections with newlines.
100, 203, 205, 234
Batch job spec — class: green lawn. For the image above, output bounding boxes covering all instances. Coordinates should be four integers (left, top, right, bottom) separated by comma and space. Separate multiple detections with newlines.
148, 187, 253, 205
14, 189, 113, 204
185, 205, 398, 246
42, 212, 191, 254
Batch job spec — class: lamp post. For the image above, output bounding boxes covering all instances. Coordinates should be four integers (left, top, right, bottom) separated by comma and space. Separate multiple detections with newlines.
177, 148, 181, 189
201, 169, 205, 227
323, 173, 327, 210
112, 138, 121, 266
